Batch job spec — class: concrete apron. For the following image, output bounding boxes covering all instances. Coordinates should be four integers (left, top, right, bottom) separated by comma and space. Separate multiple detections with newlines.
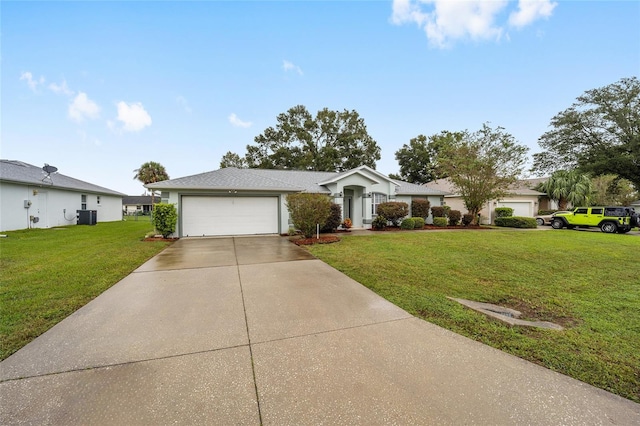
1, 236, 638, 425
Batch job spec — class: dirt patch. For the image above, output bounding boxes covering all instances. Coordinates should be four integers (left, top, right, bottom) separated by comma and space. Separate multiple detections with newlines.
292, 235, 341, 246
499, 299, 580, 328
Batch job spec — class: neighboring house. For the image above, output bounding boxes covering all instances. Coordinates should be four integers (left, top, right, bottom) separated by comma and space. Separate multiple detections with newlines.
423, 178, 545, 225
0, 160, 125, 232
122, 196, 159, 215
146, 165, 449, 237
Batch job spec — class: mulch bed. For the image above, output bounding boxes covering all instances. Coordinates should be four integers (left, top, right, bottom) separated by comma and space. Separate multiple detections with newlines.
292, 235, 341, 245
372, 225, 489, 231
143, 237, 179, 242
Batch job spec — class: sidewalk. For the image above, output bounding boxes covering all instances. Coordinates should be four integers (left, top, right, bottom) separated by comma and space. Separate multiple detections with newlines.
1, 236, 638, 424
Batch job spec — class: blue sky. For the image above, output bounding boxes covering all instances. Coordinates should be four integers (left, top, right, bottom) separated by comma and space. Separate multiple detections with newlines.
3, 1, 639, 195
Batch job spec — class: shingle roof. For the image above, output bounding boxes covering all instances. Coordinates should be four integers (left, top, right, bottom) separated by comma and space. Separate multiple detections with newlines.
0, 160, 125, 196
424, 178, 545, 196
122, 196, 159, 205
147, 166, 451, 196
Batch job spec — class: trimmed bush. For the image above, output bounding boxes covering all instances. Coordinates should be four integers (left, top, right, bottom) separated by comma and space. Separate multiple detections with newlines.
411, 199, 431, 218
462, 214, 475, 226
152, 203, 177, 238
372, 215, 388, 230
400, 218, 415, 230
376, 202, 409, 226
495, 207, 514, 218
412, 217, 425, 229
321, 203, 342, 233
448, 210, 461, 226
286, 193, 332, 238
431, 206, 446, 218
494, 216, 538, 228
433, 217, 448, 227
538, 209, 556, 215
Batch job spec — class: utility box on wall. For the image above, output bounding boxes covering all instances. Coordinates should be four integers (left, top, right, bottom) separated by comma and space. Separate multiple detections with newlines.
77, 210, 97, 225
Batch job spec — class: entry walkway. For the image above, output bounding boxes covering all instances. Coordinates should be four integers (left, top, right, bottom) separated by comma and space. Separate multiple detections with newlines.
1, 236, 638, 424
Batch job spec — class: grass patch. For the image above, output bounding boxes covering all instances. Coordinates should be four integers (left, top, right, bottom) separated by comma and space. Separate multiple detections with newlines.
0, 221, 172, 360
308, 230, 640, 402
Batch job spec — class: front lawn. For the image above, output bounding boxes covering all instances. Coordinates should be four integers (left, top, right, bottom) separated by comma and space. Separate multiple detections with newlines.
307, 230, 640, 402
0, 221, 172, 360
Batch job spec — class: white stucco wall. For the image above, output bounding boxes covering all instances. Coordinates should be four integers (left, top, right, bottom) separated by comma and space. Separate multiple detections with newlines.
0, 182, 123, 232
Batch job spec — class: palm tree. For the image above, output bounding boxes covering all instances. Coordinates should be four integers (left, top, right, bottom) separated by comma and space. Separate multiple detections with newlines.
539, 170, 592, 210
133, 161, 169, 209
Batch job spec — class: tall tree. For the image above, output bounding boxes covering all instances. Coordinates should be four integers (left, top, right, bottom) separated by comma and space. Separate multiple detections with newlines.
439, 124, 529, 224
538, 170, 592, 210
133, 161, 169, 208
393, 131, 464, 184
228, 105, 381, 171
219, 151, 247, 169
590, 174, 638, 206
532, 77, 640, 189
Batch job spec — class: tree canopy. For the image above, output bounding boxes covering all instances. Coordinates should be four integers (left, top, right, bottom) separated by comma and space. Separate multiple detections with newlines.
133, 161, 169, 206
392, 131, 464, 184
537, 170, 592, 210
222, 105, 381, 172
531, 77, 640, 190
439, 124, 529, 223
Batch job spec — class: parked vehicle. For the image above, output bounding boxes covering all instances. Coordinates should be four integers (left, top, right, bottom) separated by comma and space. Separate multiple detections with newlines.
534, 211, 571, 226
552, 207, 632, 234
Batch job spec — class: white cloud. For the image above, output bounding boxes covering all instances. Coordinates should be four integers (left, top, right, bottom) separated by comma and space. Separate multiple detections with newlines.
49, 79, 74, 96
391, 0, 557, 48
228, 113, 252, 128
509, 0, 557, 28
116, 101, 152, 132
69, 92, 101, 122
283, 60, 303, 75
20, 71, 45, 92
176, 95, 192, 113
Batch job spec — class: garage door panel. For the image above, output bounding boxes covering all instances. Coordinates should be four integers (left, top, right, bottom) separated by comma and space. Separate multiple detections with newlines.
182, 197, 278, 237
498, 202, 532, 217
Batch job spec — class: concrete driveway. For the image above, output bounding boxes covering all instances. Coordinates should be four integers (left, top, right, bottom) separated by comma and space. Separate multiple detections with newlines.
1, 236, 638, 425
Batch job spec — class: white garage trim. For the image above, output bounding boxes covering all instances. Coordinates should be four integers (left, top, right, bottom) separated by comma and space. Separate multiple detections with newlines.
497, 201, 534, 217
181, 196, 279, 237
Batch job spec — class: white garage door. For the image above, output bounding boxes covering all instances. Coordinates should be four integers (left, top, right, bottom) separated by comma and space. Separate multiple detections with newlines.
182, 196, 279, 236
497, 202, 532, 217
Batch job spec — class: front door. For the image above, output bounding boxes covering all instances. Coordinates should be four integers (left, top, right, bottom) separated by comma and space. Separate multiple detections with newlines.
343, 197, 352, 220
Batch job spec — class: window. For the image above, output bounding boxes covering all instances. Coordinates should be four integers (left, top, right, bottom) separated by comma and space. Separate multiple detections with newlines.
372, 193, 387, 215
81, 194, 87, 210
575, 208, 588, 214
591, 208, 603, 215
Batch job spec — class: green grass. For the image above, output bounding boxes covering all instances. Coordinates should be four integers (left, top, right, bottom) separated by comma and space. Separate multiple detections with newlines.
308, 230, 640, 402
0, 221, 172, 360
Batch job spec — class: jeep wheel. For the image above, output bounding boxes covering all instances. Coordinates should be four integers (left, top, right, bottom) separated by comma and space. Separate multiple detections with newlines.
600, 222, 617, 233
536, 218, 545, 226
551, 218, 564, 229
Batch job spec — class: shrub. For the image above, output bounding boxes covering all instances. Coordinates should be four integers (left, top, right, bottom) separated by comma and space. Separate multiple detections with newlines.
494, 216, 538, 228
431, 206, 446, 218
443, 205, 451, 217
462, 214, 475, 226
411, 199, 431, 218
372, 215, 388, 230
152, 203, 177, 238
433, 217, 448, 227
286, 193, 332, 238
495, 207, 514, 218
321, 203, 342, 233
538, 209, 556, 215
412, 217, 425, 229
376, 202, 409, 226
400, 218, 415, 229
448, 210, 461, 226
